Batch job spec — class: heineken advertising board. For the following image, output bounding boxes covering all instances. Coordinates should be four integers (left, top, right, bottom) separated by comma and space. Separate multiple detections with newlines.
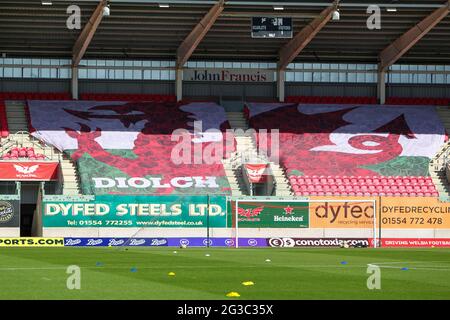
43, 195, 228, 228
236, 201, 309, 228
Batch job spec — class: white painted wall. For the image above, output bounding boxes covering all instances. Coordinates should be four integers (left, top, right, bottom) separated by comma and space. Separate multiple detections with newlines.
0, 228, 20, 237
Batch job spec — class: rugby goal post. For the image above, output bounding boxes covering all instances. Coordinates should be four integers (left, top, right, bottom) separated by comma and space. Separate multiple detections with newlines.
234, 198, 378, 248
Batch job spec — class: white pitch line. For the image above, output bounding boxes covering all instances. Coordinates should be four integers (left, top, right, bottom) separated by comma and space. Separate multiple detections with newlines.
367, 261, 450, 271
0, 264, 367, 271
4, 262, 449, 272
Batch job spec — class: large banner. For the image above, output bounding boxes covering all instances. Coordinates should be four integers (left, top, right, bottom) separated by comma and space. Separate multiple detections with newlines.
28, 100, 234, 195
0, 162, 58, 181
235, 200, 309, 228
43, 195, 228, 228
246, 103, 445, 177
380, 197, 450, 228
0, 200, 20, 228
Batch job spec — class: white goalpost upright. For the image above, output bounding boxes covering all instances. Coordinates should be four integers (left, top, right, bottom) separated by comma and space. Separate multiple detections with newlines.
234, 198, 378, 249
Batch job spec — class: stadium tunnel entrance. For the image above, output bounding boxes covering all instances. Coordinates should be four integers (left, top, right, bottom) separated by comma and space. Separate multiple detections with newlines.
19, 181, 58, 237
20, 182, 40, 237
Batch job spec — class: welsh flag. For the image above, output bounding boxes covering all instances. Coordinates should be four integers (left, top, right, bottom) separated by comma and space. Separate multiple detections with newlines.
28, 100, 235, 195
246, 103, 446, 177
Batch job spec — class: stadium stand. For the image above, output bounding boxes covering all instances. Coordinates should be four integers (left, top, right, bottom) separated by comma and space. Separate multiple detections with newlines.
223, 111, 292, 196
245, 102, 446, 197
1, 98, 81, 195
428, 106, 450, 197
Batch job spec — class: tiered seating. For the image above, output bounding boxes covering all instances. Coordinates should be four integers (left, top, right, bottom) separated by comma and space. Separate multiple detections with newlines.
0, 92, 71, 100
386, 97, 450, 106
0, 147, 46, 160
246, 103, 446, 197
0, 101, 9, 138
80, 93, 176, 102
286, 96, 377, 104
290, 175, 438, 197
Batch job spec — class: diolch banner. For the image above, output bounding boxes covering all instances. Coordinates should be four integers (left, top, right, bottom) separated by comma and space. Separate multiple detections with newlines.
235, 200, 309, 228
42, 195, 228, 228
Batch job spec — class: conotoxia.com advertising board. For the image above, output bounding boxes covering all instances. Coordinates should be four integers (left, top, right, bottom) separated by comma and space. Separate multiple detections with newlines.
268, 238, 370, 248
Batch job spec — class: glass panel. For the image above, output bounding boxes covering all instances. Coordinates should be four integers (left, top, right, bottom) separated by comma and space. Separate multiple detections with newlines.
59, 68, 70, 79
286, 71, 295, 82
133, 70, 142, 79
161, 70, 169, 80
347, 73, 357, 82
303, 72, 312, 82
97, 69, 107, 79
115, 70, 124, 79
321, 72, 330, 82
151, 70, 160, 79
124, 70, 133, 79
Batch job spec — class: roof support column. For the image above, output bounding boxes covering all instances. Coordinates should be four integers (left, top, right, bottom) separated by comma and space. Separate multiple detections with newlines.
176, 68, 183, 102
378, 1, 450, 73
276, 1, 338, 103
277, 1, 338, 71
71, 66, 79, 100
175, 0, 224, 101
277, 69, 285, 102
71, 0, 107, 99
377, 65, 386, 105
176, 0, 224, 69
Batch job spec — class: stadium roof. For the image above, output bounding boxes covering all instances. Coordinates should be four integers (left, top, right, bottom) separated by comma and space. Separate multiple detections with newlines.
1, 0, 450, 64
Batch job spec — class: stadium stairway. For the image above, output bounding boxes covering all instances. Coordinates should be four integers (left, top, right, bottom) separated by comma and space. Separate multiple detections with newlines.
223, 111, 293, 196
429, 106, 450, 197
1, 100, 81, 195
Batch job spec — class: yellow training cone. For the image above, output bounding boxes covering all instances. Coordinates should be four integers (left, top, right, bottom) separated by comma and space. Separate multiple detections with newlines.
226, 292, 240, 298
168, 272, 176, 276
242, 281, 255, 286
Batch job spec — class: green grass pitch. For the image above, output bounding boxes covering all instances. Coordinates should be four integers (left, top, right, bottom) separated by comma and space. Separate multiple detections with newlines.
0, 247, 449, 300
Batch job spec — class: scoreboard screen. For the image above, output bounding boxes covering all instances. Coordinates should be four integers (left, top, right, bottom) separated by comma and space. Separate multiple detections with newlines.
251, 17, 293, 38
